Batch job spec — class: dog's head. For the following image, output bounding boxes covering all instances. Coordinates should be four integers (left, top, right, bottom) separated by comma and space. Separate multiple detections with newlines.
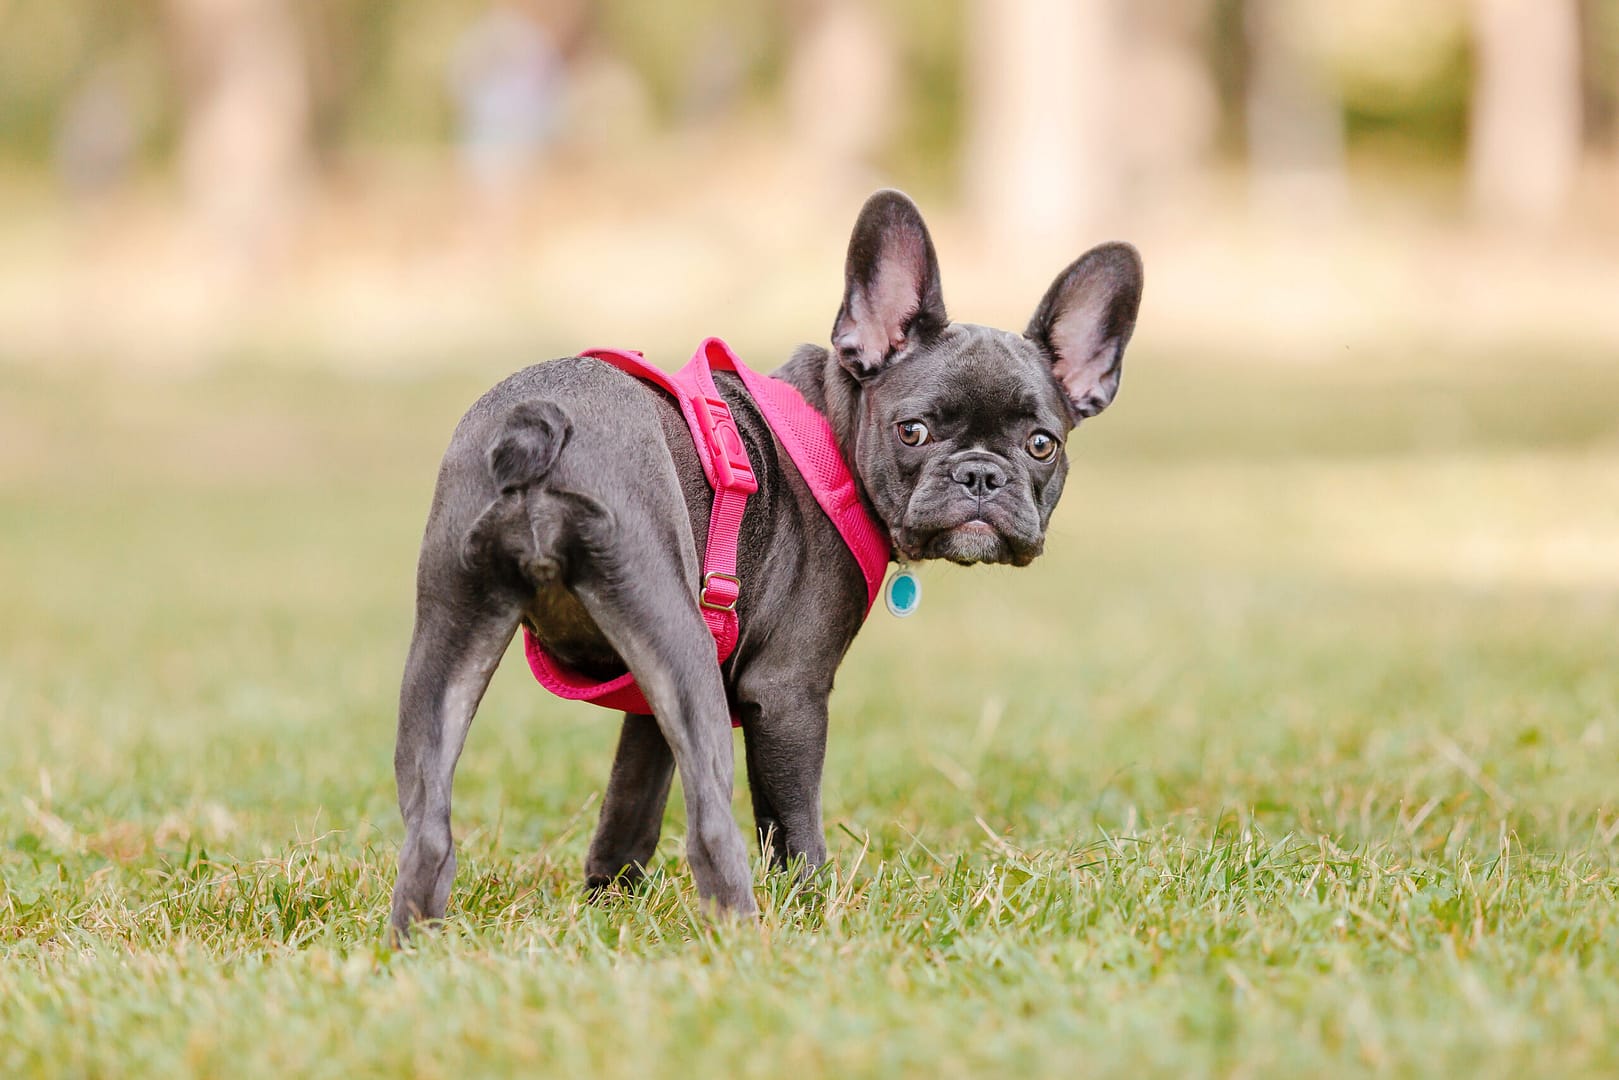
828, 190, 1144, 566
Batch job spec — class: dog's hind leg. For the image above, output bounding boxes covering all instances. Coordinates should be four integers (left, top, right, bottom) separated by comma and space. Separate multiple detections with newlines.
570, 547, 757, 917
389, 591, 519, 941
390, 399, 569, 941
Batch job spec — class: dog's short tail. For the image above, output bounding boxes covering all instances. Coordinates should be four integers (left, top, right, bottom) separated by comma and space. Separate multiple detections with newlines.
462, 400, 589, 585
487, 401, 571, 494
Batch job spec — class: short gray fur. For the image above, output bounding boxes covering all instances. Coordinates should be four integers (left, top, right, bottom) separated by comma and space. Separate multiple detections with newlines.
389, 190, 1144, 940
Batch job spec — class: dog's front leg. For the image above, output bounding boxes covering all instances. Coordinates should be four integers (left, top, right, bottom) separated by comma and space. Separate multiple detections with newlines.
740, 690, 830, 875
585, 712, 675, 891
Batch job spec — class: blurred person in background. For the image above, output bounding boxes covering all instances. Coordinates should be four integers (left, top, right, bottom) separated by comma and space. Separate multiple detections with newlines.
449, 3, 567, 202
53, 62, 139, 200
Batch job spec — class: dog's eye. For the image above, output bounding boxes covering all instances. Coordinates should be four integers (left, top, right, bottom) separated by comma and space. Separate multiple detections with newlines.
1025, 430, 1060, 461
896, 420, 931, 447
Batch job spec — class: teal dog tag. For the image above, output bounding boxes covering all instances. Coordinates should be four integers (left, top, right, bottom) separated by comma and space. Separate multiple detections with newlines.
884, 567, 921, 618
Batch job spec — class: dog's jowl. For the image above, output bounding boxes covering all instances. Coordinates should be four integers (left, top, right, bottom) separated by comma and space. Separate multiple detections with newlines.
389, 190, 1144, 939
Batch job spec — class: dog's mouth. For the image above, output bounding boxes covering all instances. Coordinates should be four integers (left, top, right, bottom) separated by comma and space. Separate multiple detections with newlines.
898, 519, 1041, 567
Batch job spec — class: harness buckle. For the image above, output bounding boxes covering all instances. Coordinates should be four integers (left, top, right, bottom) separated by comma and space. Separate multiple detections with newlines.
692, 394, 758, 494
699, 571, 742, 612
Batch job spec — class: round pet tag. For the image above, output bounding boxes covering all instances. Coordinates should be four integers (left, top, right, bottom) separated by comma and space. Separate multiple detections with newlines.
884, 567, 922, 618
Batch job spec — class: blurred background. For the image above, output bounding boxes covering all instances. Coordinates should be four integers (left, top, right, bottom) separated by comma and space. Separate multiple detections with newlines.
3, 0, 1618, 368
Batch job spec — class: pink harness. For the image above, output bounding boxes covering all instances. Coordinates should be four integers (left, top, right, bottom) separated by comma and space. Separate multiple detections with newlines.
523, 337, 891, 717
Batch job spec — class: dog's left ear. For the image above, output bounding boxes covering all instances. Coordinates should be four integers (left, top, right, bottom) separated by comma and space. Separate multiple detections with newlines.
832, 189, 948, 379
1027, 243, 1144, 421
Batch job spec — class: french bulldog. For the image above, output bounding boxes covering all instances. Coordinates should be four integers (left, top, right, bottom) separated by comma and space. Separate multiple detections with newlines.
390, 189, 1143, 938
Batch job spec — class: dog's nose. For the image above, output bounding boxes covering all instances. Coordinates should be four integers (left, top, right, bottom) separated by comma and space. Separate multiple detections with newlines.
951, 458, 1007, 498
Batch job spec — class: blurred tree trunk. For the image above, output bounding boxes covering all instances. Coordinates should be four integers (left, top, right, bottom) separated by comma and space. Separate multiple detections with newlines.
1243, 0, 1346, 217
165, 0, 311, 266
785, 0, 897, 189
1468, 0, 1582, 227
1117, 1, 1220, 197
963, 0, 1123, 257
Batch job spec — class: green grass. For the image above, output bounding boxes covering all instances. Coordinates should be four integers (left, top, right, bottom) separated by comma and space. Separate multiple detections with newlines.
2, 347, 1618, 1077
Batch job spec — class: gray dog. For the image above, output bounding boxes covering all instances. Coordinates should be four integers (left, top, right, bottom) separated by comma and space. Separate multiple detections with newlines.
389, 190, 1143, 938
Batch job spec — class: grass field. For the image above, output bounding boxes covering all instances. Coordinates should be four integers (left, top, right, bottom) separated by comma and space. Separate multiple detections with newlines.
2, 344, 1617, 1077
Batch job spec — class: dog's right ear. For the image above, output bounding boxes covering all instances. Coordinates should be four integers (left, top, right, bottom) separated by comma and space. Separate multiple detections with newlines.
831, 190, 948, 379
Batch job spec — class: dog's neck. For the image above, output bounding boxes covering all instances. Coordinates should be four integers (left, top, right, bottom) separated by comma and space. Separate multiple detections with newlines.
773, 343, 885, 531
773, 345, 839, 423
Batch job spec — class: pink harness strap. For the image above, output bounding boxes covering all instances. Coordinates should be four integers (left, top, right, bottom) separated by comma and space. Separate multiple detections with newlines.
522, 338, 890, 718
